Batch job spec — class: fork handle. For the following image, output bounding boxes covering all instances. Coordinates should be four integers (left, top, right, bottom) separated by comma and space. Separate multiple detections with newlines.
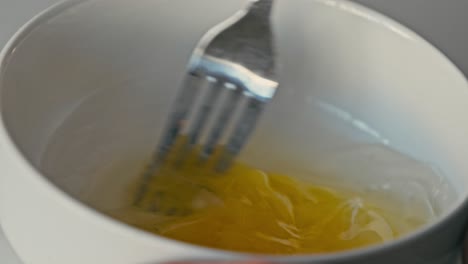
248, 0, 274, 18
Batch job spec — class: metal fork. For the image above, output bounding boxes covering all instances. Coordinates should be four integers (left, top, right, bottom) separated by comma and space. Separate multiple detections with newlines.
159, 0, 277, 167
134, 0, 277, 206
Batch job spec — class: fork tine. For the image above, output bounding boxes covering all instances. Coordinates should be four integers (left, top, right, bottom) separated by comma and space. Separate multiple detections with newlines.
187, 77, 223, 145
156, 73, 202, 160
216, 95, 265, 171
176, 77, 223, 164
133, 159, 161, 206
134, 74, 202, 206
201, 83, 242, 160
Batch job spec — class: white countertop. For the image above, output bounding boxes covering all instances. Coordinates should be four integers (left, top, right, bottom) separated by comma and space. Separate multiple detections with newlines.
1, 0, 467, 263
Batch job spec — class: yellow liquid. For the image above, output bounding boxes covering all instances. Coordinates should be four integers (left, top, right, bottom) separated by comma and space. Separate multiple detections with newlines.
110, 146, 419, 255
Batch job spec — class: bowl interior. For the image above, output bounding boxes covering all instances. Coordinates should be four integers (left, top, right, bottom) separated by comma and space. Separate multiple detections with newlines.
1, 0, 468, 239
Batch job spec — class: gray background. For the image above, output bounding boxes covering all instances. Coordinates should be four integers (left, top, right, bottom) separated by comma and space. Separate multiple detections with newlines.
1, 0, 468, 74
0, 0, 467, 263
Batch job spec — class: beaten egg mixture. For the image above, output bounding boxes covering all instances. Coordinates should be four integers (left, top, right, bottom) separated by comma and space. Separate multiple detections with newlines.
109, 145, 419, 254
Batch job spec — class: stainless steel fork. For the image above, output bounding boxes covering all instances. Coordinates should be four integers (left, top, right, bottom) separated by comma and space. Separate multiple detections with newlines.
134, 0, 277, 206
159, 0, 277, 166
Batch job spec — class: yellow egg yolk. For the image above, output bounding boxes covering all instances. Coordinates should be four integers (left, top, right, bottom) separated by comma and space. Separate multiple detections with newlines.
109, 143, 405, 255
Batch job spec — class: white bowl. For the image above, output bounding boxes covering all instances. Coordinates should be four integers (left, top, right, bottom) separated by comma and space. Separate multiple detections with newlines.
1, 0, 468, 263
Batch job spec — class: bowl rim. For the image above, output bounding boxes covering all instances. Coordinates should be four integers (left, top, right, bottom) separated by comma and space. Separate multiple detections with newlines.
1, 0, 467, 262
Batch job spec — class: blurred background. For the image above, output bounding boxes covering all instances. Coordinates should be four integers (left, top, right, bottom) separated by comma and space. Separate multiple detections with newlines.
1, 0, 468, 74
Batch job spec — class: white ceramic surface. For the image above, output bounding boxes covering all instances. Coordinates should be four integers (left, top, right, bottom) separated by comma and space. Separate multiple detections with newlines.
0, 227, 464, 264
0, 227, 22, 264
1, 0, 468, 264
